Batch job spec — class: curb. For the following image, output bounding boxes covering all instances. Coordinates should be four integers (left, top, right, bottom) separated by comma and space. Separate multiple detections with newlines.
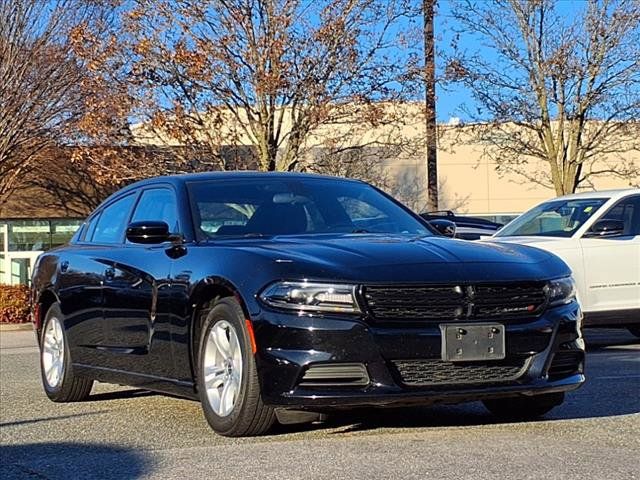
0, 323, 33, 332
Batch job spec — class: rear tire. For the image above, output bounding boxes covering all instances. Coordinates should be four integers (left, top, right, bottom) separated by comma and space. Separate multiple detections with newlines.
483, 392, 565, 420
40, 304, 93, 402
197, 298, 275, 436
627, 326, 640, 338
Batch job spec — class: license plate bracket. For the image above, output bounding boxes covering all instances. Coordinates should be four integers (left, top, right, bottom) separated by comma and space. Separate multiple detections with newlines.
441, 323, 506, 362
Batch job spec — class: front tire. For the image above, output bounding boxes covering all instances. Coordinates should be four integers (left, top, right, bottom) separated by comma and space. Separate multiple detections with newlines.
40, 304, 93, 402
197, 298, 275, 436
482, 392, 565, 420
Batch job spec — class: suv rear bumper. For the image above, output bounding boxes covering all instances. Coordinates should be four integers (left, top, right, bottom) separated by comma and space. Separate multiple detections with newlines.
251, 301, 585, 409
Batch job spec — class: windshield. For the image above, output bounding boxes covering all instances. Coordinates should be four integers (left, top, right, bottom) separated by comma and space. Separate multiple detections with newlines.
495, 198, 608, 238
187, 177, 431, 238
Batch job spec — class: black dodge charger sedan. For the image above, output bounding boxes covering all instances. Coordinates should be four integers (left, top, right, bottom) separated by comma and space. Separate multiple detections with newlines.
31, 172, 584, 436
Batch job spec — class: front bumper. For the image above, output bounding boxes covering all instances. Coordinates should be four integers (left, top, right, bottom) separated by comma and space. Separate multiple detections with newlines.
251, 301, 584, 410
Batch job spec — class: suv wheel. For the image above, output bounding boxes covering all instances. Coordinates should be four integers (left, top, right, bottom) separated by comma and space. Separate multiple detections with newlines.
40, 304, 93, 402
197, 298, 275, 436
483, 392, 565, 420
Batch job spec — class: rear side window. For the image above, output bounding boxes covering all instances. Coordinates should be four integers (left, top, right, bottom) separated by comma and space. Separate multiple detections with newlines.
131, 188, 179, 232
91, 194, 136, 244
83, 214, 101, 241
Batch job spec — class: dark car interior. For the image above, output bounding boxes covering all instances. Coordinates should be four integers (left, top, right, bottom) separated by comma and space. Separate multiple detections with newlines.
189, 178, 431, 239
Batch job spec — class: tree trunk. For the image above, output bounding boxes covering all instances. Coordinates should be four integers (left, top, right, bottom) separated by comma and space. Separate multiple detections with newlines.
424, 0, 438, 211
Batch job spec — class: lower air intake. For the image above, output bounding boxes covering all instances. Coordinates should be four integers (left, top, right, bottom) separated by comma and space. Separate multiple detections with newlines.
391, 358, 529, 387
299, 363, 370, 387
548, 351, 583, 380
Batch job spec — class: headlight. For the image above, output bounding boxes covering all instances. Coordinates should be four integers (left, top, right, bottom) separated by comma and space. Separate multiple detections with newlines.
546, 277, 577, 306
259, 281, 361, 314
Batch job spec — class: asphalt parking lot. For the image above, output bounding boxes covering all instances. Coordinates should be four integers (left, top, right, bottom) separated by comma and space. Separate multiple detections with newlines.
1, 328, 638, 480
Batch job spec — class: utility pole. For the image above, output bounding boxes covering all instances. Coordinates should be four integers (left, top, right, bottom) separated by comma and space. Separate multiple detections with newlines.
423, 0, 438, 211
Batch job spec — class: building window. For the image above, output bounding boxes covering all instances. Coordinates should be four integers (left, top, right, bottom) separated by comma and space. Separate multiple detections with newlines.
0, 218, 83, 285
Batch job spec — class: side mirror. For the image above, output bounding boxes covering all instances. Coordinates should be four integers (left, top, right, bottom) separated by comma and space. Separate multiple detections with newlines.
126, 221, 171, 244
430, 219, 457, 238
584, 219, 625, 238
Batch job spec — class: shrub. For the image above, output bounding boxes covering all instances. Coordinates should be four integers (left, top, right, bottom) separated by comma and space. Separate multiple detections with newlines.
0, 284, 31, 324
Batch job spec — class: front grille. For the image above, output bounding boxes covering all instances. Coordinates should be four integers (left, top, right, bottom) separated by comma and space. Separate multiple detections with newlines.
391, 358, 530, 387
363, 282, 547, 322
548, 351, 583, 380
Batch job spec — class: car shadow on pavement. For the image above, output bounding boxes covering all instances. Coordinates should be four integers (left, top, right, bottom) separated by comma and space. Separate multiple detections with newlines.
0, 411, 108, 428
0, 442, 152, 480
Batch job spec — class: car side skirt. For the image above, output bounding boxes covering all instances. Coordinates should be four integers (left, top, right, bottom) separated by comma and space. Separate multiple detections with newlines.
73, 363, 199, 401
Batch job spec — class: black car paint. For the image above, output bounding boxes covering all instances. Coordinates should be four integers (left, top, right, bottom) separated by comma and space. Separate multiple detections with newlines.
420, 212, 503, 240
31, 172, 584, 408
420, 211, 504, 230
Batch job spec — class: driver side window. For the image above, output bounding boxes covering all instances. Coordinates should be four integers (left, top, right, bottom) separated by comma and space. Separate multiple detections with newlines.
599, 196, 640, 236
131, 188, 179, 233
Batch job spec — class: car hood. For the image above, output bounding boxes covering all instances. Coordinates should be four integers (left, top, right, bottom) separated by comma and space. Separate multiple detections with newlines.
212, 234, 569, 283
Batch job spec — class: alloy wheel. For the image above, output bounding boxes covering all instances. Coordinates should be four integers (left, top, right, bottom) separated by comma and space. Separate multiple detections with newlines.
42, 316, 65, 388
203, 320, 243, 417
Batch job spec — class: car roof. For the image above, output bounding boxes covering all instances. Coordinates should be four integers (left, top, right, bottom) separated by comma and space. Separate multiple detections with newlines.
131, 171, 359, 187
551, 188, 640, 202
100, 171, 364, 207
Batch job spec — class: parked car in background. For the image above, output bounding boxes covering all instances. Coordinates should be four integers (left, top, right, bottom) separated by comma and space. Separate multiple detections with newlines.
488, 189, 640, 337
31, 173, 584, 437
420, 211, 503, 240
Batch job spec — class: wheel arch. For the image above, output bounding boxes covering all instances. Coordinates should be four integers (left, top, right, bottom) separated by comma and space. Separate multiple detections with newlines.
188, 276, 253, 381
34, 289, 60, 342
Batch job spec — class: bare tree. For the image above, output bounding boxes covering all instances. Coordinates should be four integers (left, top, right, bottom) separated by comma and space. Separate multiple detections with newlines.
6, 147, 117, 217
392, 171, 469, 213
0, 0, 113, 207
302, 100, 432, 189
447, 0, 640, 195
306, 147, 392, 189
73, 0, 420, 178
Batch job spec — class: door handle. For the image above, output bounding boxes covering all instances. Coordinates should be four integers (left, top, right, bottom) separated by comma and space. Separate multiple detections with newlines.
105, 267, 116, 281
60, 261, 69, 273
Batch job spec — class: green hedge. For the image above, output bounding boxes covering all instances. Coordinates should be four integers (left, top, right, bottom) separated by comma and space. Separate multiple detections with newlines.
0, 284, 30, 324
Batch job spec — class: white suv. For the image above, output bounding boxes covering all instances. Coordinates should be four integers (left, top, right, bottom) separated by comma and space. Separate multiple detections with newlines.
488, 188, 640, 337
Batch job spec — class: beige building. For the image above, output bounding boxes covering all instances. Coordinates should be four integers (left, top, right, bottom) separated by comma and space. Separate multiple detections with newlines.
131, 103, 640, 216
395, 126, 640, 216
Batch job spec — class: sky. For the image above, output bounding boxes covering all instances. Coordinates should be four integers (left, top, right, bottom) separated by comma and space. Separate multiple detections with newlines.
433, 0, 473, 123
432, 0, 590, 122
38, 0, 615, 124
